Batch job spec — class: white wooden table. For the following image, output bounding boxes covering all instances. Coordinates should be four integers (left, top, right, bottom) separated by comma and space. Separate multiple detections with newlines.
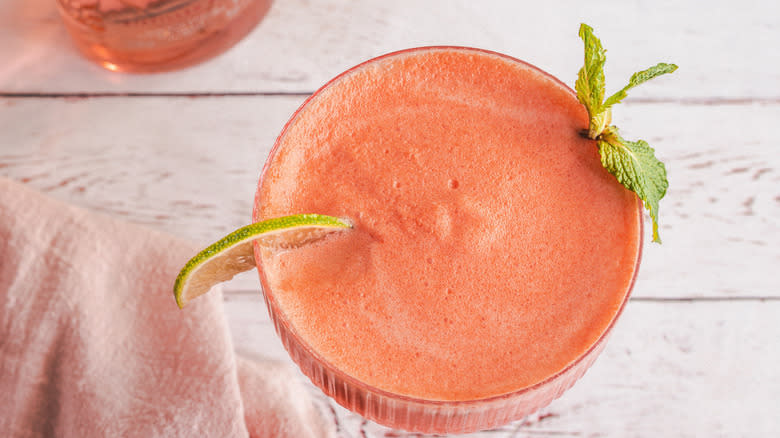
2, 1, 778, 436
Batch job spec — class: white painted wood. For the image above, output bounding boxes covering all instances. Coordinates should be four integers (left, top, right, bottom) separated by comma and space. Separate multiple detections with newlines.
0, 0, 777, 98
0, 95, 305, 242
1, 97, 778, 299
225, 293, 780, 437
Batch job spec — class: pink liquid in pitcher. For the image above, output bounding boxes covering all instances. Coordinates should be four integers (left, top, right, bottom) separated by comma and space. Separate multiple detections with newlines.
56, 0, 272, 72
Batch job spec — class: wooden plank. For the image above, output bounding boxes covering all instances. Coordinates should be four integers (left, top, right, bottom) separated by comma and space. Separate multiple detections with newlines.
0, 95, 305, 243
223, 293, 780, 437
1, 0, 778, 98
625, 101, 780, 299
1, 97, 778, 299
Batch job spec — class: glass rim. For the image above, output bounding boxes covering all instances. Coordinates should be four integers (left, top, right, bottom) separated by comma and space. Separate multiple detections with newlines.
253, 45, 645, 408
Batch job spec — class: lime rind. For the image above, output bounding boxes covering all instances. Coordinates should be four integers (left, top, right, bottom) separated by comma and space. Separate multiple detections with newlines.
174, 214, 352, 308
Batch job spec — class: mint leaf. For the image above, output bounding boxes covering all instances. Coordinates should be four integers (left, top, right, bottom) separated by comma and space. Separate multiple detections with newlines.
575, 23, 676, 243
603, 63, 678, 107
598, 127, 668, 243
575, 23, 608, 138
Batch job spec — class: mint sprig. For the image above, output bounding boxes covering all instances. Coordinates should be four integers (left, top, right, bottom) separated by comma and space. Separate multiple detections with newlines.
575, 23, 677, 243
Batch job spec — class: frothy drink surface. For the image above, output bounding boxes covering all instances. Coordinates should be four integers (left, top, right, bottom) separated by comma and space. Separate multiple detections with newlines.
255, 48, 641, 401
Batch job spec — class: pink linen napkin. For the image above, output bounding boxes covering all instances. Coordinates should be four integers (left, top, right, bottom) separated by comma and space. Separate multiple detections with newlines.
0, 177, 336, 438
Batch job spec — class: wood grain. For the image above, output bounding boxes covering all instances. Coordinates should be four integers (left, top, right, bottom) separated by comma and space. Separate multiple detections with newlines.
224, 292, 780, 437
0, 0, 777, 98
2, 97, 777, 299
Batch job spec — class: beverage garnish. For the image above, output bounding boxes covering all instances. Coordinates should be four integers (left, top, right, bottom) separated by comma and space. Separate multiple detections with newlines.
576, 23, 677, 242
173, 214, 351, 308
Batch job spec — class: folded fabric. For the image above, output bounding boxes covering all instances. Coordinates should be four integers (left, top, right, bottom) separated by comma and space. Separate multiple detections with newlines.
0, 177, 336, 438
